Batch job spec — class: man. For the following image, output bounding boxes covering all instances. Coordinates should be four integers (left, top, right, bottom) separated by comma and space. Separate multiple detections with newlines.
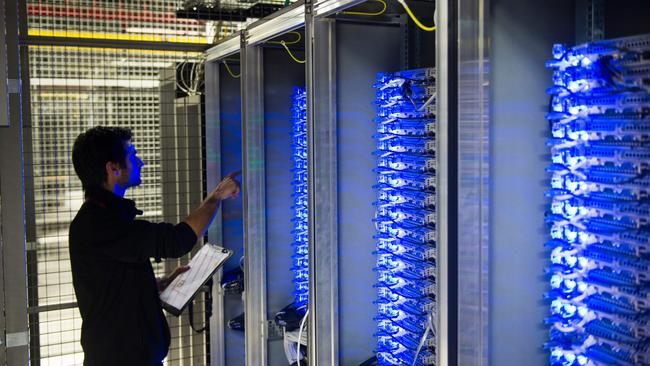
69, 126, 240, 365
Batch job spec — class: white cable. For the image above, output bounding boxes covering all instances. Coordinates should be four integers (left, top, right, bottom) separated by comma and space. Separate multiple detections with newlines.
195, 61, 205, 93
283, 328, 300, 364
418, 91, 437, 111
183, 61, 195, 95
297, 309, 309, 366
190, 61, 198, 94
191, 60, 205, 95
180, 61, 194, 95
175, 61, 191, 95
189, 62, 196, 94
411, 312, 436, 366
180, 62, 191, 94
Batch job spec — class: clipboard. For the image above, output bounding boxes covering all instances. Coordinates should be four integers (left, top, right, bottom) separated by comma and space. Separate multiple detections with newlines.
160, 243, 233, 316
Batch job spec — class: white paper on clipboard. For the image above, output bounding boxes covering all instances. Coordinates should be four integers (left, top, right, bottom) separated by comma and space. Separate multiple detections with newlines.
160, 243, 232, 316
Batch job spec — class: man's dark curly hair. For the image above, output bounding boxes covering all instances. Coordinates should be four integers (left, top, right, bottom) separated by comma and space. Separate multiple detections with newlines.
72, 126, 133, 191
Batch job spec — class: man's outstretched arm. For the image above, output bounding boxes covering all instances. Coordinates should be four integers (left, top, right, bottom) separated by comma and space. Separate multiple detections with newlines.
184, 170, 241, 239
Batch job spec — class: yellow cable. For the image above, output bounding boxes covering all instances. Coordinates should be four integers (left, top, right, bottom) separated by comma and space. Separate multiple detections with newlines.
280, 41, 306, 64
398, 0, 436, 32
343, 0, 387, 16
268, 31, 302, 45
223, 60, 241, 78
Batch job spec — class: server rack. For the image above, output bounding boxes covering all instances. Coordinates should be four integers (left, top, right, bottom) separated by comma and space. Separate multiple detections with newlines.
307, 1, 441, 364
487, 1, 650, 366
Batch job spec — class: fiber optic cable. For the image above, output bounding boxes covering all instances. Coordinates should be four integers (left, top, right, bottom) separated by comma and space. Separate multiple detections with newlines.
280, 41, 305, 64
396, 0, 435, 32
343, 0, 387, 16
223, 60, 241, 78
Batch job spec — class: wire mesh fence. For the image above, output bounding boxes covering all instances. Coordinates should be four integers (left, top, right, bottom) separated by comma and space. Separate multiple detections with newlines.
26, 44, 204, 366
23, 0, 291, 364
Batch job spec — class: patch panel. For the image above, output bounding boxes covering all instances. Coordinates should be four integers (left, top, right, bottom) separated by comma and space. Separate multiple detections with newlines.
375, 170, 437, 192
547, 34, 650, 70
374, 67, 437, 366
377, 188, 436, 209
375, 117, 437, 137
546, 34, 650, 366
376, 85, 436, 103
291, 87, 308, 312
551, 117, 650, 142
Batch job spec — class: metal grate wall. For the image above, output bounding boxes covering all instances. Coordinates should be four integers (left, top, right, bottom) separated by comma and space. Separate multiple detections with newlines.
27, 0, 247, 44
21, 0, 286, 364
26, 44, 211, 365
25, 0, 234, 365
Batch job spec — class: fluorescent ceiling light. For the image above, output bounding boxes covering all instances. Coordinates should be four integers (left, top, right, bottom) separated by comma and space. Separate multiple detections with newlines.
125, 27, 203, 36
31, 78, 160, 88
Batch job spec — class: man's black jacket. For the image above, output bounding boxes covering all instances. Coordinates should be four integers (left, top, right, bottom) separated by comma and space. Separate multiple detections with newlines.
69, 188, 197, 366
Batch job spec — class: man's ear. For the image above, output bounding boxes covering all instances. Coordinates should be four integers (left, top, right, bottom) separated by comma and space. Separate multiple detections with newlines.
105, 161, 120, 177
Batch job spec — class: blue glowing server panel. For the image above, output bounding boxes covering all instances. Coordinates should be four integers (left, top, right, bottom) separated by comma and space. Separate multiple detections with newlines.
373, 67, 438, 366
291, 87, 309, 312
545, 34, 650, 366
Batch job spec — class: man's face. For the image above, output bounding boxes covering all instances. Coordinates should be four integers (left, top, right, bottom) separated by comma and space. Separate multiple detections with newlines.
118, 141, 144, 189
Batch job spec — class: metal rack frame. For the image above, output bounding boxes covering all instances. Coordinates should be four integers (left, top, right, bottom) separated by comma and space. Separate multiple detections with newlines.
203, 0, 466, 364
0, 0, 32, 364
305, 9, 338, 366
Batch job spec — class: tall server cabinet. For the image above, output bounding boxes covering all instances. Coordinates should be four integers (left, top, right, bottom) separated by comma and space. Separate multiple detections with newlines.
487, 1, 650, 366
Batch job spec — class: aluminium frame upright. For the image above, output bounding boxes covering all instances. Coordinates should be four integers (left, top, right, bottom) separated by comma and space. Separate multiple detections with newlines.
305, 2, 338, 364
242, 4, 307, 364
204, 33, 245, 366
0, 0, 33, 364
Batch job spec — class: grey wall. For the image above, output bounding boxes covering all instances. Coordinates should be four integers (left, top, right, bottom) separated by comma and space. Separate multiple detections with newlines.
604, 1, 650, 39
336, 21, 401, 366
489, 1, 574, 365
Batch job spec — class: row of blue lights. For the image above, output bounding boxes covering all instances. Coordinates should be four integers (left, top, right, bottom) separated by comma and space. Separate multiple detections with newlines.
545, 34, 650, 366
291, 86, 309, 311
373, 68, 437, 366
